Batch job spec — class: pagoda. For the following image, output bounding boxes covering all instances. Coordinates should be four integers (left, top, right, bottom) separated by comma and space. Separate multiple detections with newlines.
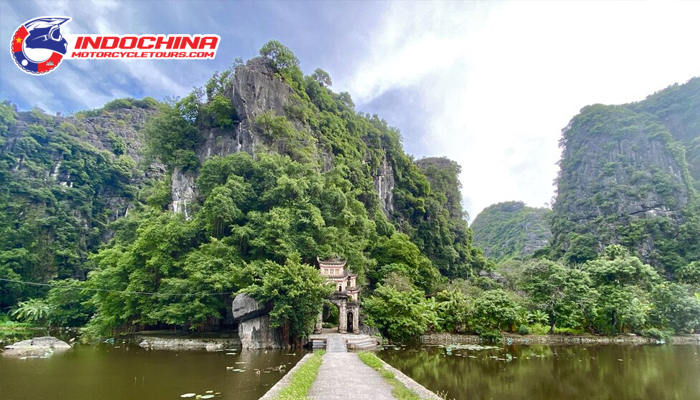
315, 257, 360, 334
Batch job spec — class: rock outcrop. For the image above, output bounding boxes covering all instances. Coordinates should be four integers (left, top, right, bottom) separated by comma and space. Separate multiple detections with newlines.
374, 157, 395, 217
3, 336, 71, 357
232, 293, 282, 349
169, 57, 298, 217
135, 336, 240, 351
169, 57, 398, 219
171, 167, 197, 219
630, 77, 700, 187
551, 87, 700, 270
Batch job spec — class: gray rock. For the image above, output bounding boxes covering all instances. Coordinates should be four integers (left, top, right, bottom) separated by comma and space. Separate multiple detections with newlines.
170, 167, 197, 220
169, 57, 398, 219
3, 336, 72, 357
135, 336, 240, 351
169, 57, 295, 215
232, 293, 267, 321
205, 343, 224, 352
238, 314, 282, 350
374, 157, 395, 217
552, 104, 694, 265
4, 336, 71, 350
232, 293, 283, 349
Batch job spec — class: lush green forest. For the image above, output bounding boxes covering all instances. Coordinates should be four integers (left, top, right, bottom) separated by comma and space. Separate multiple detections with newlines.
0, 42, 488, 344
2, 42, 700, 344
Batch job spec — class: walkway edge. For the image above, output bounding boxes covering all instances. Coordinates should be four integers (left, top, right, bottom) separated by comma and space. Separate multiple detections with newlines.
259, 353, 314, 400
377, 357, 443, 400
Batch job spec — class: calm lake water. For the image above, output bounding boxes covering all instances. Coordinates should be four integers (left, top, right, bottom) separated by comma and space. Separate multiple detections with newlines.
0, 342, 305, 400
379, 343, 700, 400
4, 340, 700, 400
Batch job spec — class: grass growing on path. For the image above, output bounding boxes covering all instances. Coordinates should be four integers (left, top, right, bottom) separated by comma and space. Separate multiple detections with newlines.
357, 351, 424, 400
274, 350, 325, 400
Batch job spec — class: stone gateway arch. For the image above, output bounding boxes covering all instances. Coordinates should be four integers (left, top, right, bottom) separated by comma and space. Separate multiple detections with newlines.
314, 258, 360, 334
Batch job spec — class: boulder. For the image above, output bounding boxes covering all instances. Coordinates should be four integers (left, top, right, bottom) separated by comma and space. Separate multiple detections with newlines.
232, 293, 268, 322
238, 314, 282, 350
3, 336, 71, 357
232, 293, 282, 349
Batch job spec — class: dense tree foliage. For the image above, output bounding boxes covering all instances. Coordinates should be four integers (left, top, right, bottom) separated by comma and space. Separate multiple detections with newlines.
363, 284, 432, 342
0, 100, 155, 310
3, 42, 698, 345
243, 257, 333, 343
521, 260, 596, 332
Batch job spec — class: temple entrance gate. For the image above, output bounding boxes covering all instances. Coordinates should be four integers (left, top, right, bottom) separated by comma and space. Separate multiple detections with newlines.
314, 258, 361, 334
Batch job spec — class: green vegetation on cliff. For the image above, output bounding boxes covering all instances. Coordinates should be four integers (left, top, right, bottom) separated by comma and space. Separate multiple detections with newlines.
550, 79, 700, 275
0, 100, 157, 310
0, 42, 486, 344
471, 201, 551, 261
3, 42, 699, 344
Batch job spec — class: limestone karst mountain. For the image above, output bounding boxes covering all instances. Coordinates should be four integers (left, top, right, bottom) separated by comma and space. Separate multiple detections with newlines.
0, 52, 483, 318
551, 78, 700, 274
471, 201, 551, 261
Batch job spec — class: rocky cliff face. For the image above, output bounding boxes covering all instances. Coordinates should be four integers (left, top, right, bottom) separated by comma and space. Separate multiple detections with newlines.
374, 157, 395, 217
630, 77, 700, 188
3, 106, 159, 219
0, 102, 159, 282
170, 58, 303, 218
471, 201, 552, 261
415, 157, 463, 220
551, 84, 700, 271
169, 57, 398, 219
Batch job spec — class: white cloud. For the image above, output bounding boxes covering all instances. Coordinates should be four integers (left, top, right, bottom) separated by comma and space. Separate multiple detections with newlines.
2, 0, 193, 110
343, 1, 700, 219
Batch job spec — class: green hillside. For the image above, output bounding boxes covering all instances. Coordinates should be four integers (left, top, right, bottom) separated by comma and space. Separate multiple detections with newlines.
471, 201, 551, 261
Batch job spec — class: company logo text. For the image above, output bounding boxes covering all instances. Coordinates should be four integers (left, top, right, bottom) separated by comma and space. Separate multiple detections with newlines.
65, 34, 220, 59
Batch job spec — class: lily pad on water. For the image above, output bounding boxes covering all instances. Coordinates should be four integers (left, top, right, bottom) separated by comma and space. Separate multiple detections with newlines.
201, 395, 215, 399
180, 394, 196, 398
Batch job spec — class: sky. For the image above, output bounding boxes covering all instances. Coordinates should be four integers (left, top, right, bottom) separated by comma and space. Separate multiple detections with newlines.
2, 1, 700, 221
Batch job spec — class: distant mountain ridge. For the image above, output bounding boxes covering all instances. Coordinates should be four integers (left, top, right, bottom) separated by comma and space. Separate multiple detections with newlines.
471, 201, 551, 261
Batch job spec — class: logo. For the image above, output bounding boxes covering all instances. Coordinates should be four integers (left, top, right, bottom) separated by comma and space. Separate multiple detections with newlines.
11, 16, 221, 75
11, 16, 71, 75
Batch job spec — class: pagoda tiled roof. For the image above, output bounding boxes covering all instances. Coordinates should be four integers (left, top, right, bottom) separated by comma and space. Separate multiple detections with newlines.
317, 256, 347, 267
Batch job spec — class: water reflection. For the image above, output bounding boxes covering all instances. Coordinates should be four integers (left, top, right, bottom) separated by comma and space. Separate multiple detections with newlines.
379, 344, 700, 400
0, 343, 305, 400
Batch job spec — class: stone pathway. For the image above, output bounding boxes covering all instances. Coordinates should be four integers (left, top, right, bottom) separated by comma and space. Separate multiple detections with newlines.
325, 334, 347, 353
308, 352, 396, 400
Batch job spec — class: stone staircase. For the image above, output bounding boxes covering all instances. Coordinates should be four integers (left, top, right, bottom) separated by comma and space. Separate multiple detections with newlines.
346, 336, 381, 351
309, 333, 381, 351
